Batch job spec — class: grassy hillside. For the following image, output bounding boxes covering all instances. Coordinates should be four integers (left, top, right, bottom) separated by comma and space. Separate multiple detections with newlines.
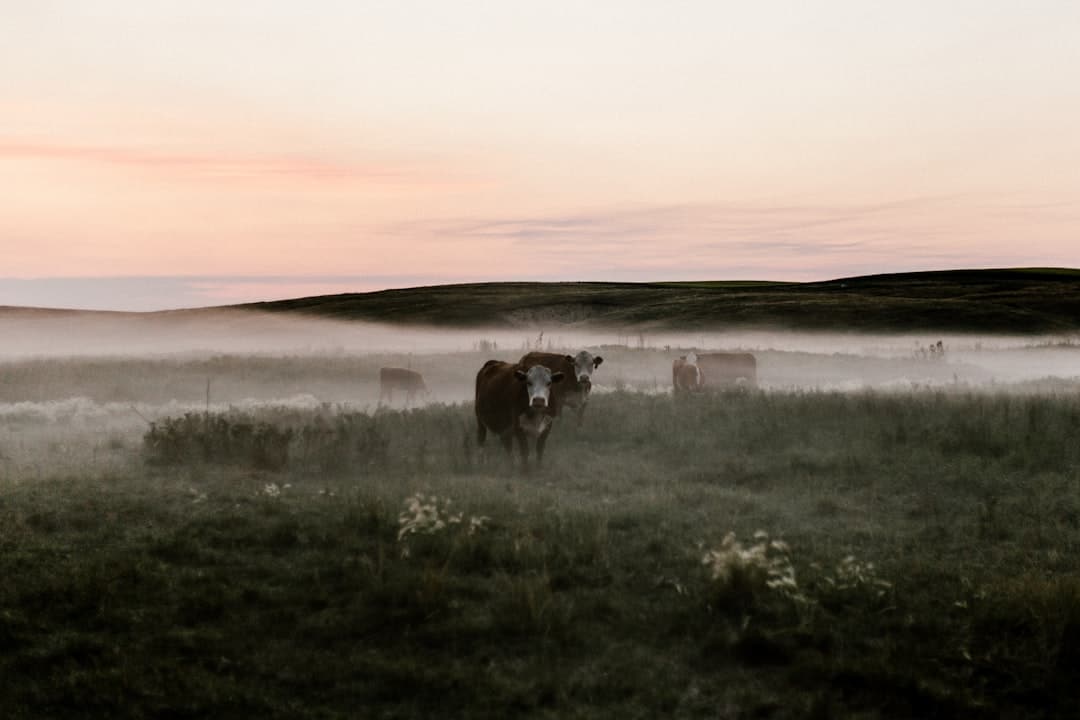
240, 268, 1080, 334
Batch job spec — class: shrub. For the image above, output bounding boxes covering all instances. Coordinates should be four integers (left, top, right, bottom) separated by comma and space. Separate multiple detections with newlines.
142, 409, 390, 472
142, 412, 293, 470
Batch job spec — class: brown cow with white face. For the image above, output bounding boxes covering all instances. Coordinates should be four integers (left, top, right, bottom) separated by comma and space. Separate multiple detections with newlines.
519, 350, 603, 425
673, 351, 757, 393
475, 360, 564, 468
672, 352, 704, 394
379, 367, 429, 406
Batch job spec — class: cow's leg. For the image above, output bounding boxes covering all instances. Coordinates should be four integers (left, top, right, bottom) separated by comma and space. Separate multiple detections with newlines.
476, 416, 487, 446
575, 404, 586, 427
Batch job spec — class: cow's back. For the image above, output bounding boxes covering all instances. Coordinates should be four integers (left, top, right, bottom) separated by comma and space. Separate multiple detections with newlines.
697, 353, 757, 386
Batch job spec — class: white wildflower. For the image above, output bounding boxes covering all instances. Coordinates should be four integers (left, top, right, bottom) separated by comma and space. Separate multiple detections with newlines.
397, 493, 491, 544
702, 530, 806, 603
822, 554, 892, 598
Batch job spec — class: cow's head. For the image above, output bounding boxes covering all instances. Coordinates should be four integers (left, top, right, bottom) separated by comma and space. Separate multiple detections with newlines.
515, 365, 564, 409
569, 351, 603, 392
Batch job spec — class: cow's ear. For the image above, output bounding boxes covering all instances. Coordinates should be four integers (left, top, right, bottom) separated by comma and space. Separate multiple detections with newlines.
593, 356, 603, 367
514, 370, 527, 381
564, 355, 574, 363
550, 371, 564, 383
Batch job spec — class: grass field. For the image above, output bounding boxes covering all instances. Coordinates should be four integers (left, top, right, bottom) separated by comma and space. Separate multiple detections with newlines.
3, 342, 1080, 717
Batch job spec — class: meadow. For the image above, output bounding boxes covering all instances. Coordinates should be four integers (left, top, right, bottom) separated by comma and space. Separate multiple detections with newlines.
2, 337, 1080, 718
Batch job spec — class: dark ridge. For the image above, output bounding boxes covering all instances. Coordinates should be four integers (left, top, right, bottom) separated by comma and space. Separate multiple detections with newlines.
236, 269, 1080, 334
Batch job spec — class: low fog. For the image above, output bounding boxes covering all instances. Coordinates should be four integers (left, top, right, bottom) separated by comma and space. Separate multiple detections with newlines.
0, 306, 1076, 479
2, 308, 1078, 392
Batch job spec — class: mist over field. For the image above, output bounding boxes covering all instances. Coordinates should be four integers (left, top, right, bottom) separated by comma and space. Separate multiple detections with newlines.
2, 308, 1077, 398
3, 304, 1076, 484
1, 306, 1076, 488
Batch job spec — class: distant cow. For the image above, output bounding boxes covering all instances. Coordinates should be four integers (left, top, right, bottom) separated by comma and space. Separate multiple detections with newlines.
673, 352, 757, 392
379, 367, 428, 405
672, 352, 704, 394
475, 360, 564, 468
519, 350, 603, 425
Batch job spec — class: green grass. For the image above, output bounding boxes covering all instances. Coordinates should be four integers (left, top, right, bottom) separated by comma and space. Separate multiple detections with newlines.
4, 389, 1080, 718
238, 269, 1080, 333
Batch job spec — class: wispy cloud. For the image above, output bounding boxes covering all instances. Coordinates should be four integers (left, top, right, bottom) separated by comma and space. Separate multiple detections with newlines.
2, 195, 1075, 311
0, 139, 436, 187
395, 196, 1079, 280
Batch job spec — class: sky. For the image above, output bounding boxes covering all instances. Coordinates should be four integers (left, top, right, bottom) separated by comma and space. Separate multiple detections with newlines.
2, 1, 1079, 310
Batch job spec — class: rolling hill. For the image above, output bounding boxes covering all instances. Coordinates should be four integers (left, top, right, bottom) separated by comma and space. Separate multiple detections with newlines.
241, 268, 1080, 334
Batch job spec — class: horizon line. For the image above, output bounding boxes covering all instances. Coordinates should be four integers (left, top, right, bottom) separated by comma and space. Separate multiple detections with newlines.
1, 266, 1077, 314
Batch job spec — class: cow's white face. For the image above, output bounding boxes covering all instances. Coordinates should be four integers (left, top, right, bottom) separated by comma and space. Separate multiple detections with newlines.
515, 365, 564, 409
571, 351, 604, 389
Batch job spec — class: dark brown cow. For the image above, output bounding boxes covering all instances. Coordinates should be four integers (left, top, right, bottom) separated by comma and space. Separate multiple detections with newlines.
519, 350, 603, 425
475, 360, 564, 468
696, 352, 757, 387
672, 353, 704, 394
379, 367, 428, 405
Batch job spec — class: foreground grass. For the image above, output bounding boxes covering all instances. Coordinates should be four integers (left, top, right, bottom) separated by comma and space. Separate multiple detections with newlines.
3, 390, 1080, 718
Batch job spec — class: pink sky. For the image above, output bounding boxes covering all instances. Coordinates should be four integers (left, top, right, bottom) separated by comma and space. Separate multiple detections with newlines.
2, 2, 1078, 310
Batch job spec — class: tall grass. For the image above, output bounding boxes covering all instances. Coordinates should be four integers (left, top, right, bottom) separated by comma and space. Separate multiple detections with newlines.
3, 388, 1080, 717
